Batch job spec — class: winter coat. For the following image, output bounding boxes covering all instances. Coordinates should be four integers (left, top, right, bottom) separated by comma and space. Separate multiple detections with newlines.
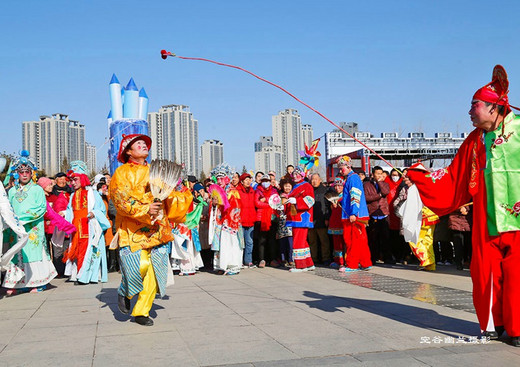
312, 184, 331, 228
448, 206, 472, 232
255, 185, 278, 222
363, 179, 390, 217
237, 183, 256, 227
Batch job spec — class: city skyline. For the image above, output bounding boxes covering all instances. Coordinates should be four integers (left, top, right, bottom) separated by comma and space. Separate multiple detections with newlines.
147, 104, 200, 176
22, 113, 95, 176
3, 1, 520, 171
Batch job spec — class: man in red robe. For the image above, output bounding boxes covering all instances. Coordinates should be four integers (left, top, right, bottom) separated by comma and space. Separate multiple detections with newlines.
407, 65, 520, 346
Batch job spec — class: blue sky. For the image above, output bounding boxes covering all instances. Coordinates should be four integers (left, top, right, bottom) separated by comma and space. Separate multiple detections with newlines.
1, 0, 520, 171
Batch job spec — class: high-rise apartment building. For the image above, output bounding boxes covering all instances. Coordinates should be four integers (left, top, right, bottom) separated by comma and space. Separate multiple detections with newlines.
302, 124, 313, 147
22, 113, 92, 175
201, 139, 224, 176
254, 136, 273, 152
255, 145, 283, 176
272, 108, 304, 169
147, 112, 162, 159
85, 142, 97, 175
147, 104, 199, 176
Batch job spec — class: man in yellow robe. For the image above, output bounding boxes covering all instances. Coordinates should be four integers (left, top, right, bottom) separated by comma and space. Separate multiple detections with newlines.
109, 134, 192, 326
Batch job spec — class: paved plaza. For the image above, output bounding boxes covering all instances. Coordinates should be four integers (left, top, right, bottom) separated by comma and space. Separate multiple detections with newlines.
1, 265, 520, 366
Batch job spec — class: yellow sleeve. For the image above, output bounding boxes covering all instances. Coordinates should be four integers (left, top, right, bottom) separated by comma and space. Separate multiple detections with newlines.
165, 188, 194, 224
109, 165, 153, 225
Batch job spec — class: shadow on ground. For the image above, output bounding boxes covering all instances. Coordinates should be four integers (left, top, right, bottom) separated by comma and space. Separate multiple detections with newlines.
0, 282, 57, 300
298, 290, 478, 338
96, 287, 165, 322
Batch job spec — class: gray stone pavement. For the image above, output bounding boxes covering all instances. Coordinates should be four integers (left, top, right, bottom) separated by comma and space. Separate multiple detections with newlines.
1, 264, 520, 366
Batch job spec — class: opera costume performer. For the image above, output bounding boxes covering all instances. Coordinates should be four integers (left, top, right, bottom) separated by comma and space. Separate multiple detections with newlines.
63, 161, 111, 284
109, 134, 192, 326
1, 151, 57, 294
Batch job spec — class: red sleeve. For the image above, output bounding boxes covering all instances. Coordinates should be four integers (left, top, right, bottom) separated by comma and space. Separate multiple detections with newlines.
407, 129, 479, 217
255, 189, 269, 209
53, 193, 69, 213
295, 183, 314, 210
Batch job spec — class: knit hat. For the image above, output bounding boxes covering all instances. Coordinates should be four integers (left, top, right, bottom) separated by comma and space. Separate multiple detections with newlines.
193, 183, 204, 192
37, 177, 53, 189
260, 174, 271, 182
292, 166, 305, 177
333, 177, 345, 186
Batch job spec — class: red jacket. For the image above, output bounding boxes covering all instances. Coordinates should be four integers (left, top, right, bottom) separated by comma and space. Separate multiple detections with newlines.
255, 185, 278, 222
385, 176, 403, 230
237, 183, 256, 227
45, 193, 69, 234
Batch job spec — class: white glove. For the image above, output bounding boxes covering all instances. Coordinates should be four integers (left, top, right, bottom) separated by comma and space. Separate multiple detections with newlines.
287, 197, 296, 204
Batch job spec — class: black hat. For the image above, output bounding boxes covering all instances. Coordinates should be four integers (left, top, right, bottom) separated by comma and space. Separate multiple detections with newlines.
187, 175, 197, 183
55, 172, 67, 179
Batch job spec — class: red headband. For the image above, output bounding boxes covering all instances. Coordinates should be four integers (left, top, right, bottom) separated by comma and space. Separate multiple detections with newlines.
472, 65, 510, 110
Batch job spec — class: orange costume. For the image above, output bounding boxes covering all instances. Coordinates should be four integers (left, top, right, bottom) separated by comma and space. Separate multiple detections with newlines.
110, 134, 192, 321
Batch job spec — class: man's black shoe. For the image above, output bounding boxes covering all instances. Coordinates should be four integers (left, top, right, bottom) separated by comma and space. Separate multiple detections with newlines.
135, 316, 154, 326
483, 331, 499, 340
118, 295, 131, 314
511, 336, 520, 347
495, 326, 505, 337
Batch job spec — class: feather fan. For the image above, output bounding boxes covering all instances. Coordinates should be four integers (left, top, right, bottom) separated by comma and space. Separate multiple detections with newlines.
324, 191, 341, 205
149, 159, 184, 201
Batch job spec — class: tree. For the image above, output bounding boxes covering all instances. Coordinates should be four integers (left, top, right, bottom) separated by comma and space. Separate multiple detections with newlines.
35, 169, 47, 179
100, 162, 109, 175
60, 156, 69, 173
199, 171, 207, 183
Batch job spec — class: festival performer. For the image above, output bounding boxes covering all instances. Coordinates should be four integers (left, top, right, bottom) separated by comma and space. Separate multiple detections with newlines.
109, 134, 192, 326
38, 176, 72, 277
338, 156, 371, 272
327, 177, 347, 272
285, 166, 315, 272
170, 188, 206, 276
2, 151, 57, 294
63, 161, 110, 284
406, 65, 520, 346
0, 158, 29, 290
208, 164, 243, 275
408, 207, 439, 271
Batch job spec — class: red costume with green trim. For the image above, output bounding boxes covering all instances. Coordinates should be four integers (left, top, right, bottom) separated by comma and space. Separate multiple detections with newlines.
408, 65, 520, 337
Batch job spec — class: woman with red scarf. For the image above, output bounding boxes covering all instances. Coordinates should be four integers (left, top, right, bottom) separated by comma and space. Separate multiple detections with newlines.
254, 174, 279, 268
